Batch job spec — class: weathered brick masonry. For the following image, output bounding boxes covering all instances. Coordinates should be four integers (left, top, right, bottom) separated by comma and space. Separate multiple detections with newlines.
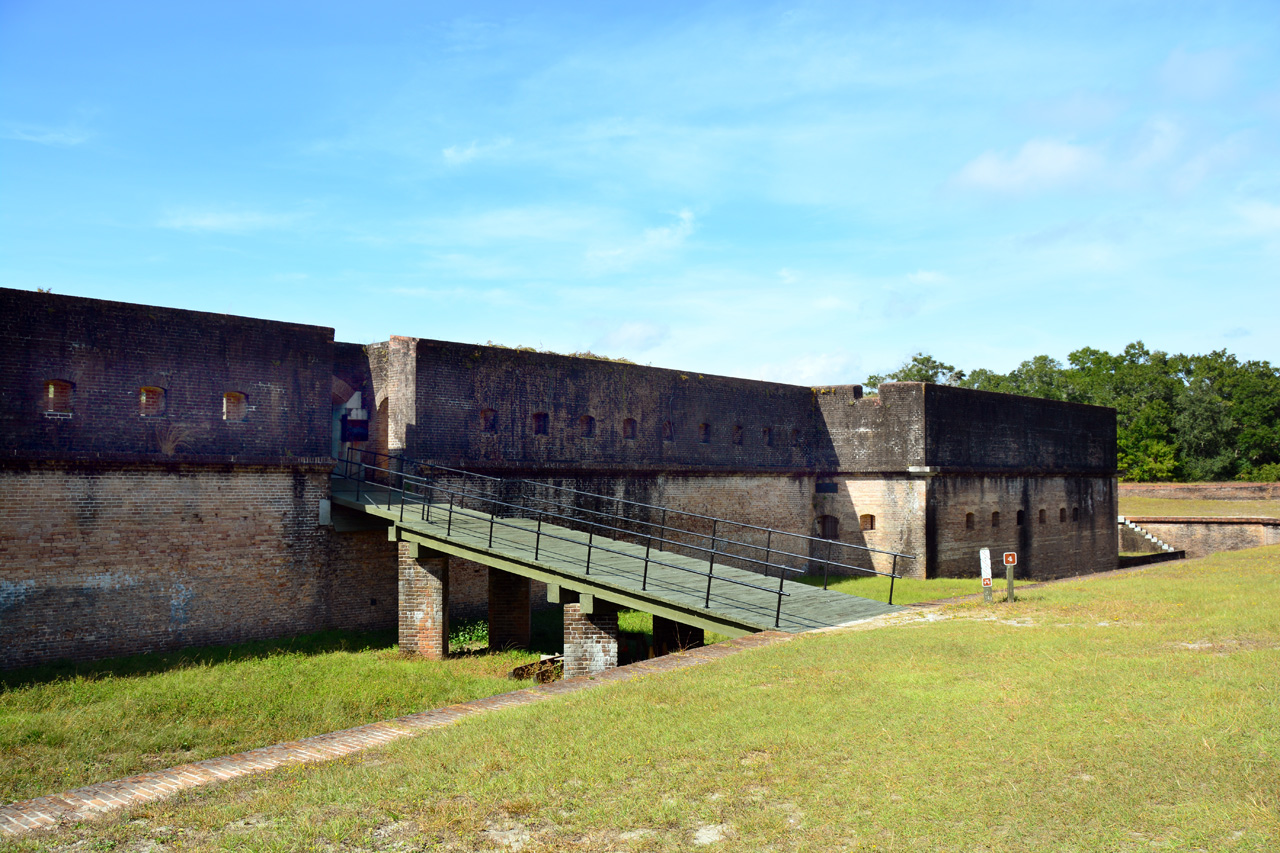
1, 287, 1120, 668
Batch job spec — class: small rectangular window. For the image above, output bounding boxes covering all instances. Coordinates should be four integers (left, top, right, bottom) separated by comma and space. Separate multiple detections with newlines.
139, 387, 167, 418
623, 418, 637, 440
533, 412, 549, 435
699, 423, 711, 443
223, 391, 248, 422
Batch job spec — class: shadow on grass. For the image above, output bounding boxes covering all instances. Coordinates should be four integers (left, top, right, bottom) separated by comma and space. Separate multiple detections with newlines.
0, 628, 399, 692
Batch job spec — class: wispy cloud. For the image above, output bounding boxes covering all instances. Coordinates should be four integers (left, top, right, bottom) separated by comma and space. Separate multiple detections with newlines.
593, 321, 670, 353
2, 122, 93, 147
1235, 200, 1280, 236
158, 209, 300, 233
442, 137, 512, 165
1160, 48, 1237, 100
906, 270, 948, 284
585, 209, 695, 273
952, 139, 1101, 194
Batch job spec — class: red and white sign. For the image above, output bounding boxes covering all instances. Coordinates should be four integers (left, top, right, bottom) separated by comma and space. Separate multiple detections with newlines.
1003, 552, 1017, 566
981, 577, 993, 587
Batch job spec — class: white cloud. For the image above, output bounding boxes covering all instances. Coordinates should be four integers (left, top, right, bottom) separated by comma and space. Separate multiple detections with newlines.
1160, 48, 1236, 100
1171, 134, 1251, 194
952, 139, 1101, 194
906, 270, 948, 284
442, 137, 512, 165
1235, 200, 1280, 235
584, 209, 696, 272
594, 321, 670, 353
2, 122, 92, 147
754, 351, 858, 385
158, 209, 299, 233
1127, 118, 1183, 172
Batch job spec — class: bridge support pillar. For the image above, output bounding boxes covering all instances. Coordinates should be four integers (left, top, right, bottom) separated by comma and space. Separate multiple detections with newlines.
563, 599, 619, 679
488, 568, 531, 651
653, 616, 704, 656
398, 541, 449, 659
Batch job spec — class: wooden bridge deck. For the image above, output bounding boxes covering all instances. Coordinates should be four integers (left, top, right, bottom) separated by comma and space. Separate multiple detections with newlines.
331, 478, 900, 637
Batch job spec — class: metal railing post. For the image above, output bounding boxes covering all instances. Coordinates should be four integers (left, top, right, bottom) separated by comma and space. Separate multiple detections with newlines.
775, 565, 786, 627
585, 530, 593, 574
447, 493, 454, 537
399, 485, 406, 522
823, 539, 832, 590
705, 562, 715, 608
642, 536, 651, 590
763, 529, 773, 579
657, 508, 667, 552
489, 511, 495, 547
535, 514, 542, 561
890, 555, 898, 605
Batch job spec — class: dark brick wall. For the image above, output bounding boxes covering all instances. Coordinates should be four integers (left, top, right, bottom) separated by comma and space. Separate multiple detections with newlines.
813, 383, 926, 471
922, 384, 1116, 472
1120, 482, 1280, 500
398, 338, 823, 472
0, 462, 394, 670
0, 288, 333, 460
927, 474, 1118, 580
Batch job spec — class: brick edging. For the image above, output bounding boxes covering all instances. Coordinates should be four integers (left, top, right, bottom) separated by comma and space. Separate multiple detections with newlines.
0, 631, 793, 837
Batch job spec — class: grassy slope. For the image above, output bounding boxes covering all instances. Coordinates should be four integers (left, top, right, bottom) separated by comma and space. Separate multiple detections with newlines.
10, 548, 1277, 852
0, 630, 540, 803
1120, 496, 1280, 518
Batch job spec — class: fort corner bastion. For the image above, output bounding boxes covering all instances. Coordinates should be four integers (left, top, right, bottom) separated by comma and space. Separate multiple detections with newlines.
0, 287, 1117, 669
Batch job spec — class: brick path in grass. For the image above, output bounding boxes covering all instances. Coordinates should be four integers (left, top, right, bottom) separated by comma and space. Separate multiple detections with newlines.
0, 631, 793, 837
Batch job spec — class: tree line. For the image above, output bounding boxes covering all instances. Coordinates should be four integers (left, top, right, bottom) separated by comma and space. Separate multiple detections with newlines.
865, 343, 1280, 483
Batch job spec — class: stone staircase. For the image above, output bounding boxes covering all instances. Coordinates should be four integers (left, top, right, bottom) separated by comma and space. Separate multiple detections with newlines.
1118, 516, 1178, 553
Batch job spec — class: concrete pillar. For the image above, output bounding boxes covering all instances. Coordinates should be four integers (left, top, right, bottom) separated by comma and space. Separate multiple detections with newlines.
398, 541, 449, 659
488, 567, 531, 651
563, 598, 619, 678
653, 615, 704, 657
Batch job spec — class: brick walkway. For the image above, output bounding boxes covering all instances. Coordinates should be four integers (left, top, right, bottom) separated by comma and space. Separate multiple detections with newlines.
0, 631, 793, 837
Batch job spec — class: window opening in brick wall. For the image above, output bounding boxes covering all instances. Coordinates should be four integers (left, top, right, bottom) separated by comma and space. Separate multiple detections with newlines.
1016, 509, 1025, 526
623, 418, 637, 440
818, 515, 840, 539
44, 379, 73, 415
533, 412, 549, 435
1059, 507, 1067, 523
578, 415, 596, 438
965, 512, 975, 530
762, 427, 773, 447
1072, 506, 1079, 522
732, 424, 743, 445
1039, 508, 1046, 524
699, 422, 711, 443
662, 421, 674, 442
223, 391, 248, 422
790, 429, 801, 447
480, 408, 498, 432
991, 511, 1000, 528
859, 513, 876, 532
139, 386, 167, 417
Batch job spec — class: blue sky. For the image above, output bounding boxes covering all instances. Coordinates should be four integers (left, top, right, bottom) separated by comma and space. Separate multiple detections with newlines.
3, 1, 1278, 384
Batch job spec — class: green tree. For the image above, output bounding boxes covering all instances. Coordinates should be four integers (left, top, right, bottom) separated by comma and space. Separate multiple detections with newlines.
866, 353, 965, 389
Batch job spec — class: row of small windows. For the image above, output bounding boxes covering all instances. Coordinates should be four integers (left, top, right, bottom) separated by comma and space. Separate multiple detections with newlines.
42, 380, 252, 422
482, 408, 802, 446
816, 514, 875, 540
965, 507, 1084, 529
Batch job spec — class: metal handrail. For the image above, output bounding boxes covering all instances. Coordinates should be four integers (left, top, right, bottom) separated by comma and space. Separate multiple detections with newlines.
342, 447, 913, 579
334, 458, 794, 623
335, 447, 912, 609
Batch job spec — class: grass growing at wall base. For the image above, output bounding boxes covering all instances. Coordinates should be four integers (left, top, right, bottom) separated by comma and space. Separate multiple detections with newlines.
0, 629, 542, 804
13, 546, 1277, 852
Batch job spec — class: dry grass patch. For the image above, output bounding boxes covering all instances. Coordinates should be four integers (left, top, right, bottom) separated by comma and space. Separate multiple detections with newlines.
7, 548, 1280, 851
1120, 495, 1280, 518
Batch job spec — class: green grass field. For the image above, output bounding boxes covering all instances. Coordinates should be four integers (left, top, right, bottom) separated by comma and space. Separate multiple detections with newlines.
0, 629, 541, 805
1120, 495, 1280, 519
7, 547, 1276, 851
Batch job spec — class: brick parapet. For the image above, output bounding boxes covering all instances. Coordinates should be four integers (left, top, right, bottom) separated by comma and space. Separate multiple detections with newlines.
1119, 481, 1280, 500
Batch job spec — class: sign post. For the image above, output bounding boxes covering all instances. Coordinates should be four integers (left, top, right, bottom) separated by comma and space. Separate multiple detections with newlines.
979, 548, 993, 604
1004, 552, 1017, 602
